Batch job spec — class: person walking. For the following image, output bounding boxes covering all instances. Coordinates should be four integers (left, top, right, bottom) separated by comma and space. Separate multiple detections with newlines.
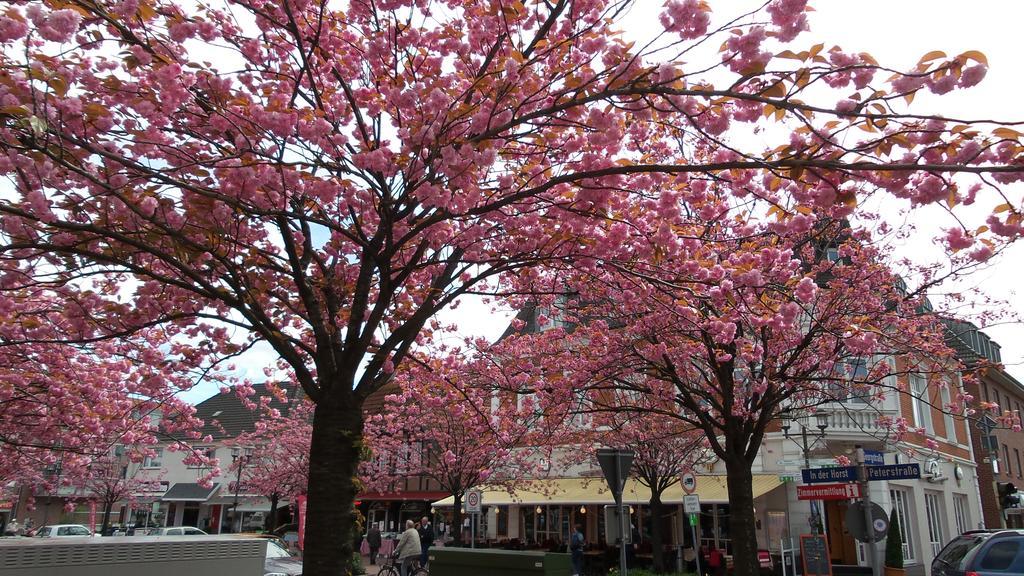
417, 516, 434, 568
367, 524, 382, 565
394, 519, 422, 576
569, 524, 585, 576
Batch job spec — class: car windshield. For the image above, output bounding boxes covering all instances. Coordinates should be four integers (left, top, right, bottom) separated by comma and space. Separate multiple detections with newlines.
266, 540, 292, 559
936, 535, 988, 569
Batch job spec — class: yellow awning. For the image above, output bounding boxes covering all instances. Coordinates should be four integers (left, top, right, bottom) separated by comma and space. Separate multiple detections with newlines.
431, 475, 782, 506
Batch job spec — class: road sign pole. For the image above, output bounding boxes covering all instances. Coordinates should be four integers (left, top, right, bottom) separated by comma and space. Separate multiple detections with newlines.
690, 515, 701, 576
617, 454, 628, 576
856, 446, 880, 576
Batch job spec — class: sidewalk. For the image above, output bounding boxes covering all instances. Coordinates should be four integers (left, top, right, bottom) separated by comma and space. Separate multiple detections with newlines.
360, 555, 382, 575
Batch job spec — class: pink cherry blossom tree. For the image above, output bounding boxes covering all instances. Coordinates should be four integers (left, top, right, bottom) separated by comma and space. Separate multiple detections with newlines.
67, 453, 164, 535
592, 396, 708, 573
501, 217, 969, 576
364, 350, 576, 545
3, 1, 1024, 573
231, 396, 312, 532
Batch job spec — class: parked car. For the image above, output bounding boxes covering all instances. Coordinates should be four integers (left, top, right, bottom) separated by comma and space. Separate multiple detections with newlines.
147, 526, 208, 536
34, 524, 96, 537
932, 529, 1024, 576
262, 536, 302, 576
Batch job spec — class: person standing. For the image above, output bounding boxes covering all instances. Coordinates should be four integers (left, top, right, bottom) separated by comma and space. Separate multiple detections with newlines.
367, 524, 382, 565
394, 519, 422, 576
569, 524, 585, 576
418, 516, 434, 567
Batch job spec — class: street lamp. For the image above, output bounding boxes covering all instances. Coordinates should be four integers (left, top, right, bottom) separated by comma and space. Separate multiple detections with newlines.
782, 411, 829, 533
231, 447, 254, 533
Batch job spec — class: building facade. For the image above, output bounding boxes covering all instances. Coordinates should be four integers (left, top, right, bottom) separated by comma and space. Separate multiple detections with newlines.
946, 320, 1024, 530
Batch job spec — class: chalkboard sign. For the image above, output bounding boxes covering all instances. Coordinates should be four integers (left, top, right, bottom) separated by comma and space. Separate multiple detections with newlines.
800, 534, 832, 576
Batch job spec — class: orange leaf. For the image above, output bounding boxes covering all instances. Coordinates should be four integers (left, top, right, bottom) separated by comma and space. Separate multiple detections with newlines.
918, 50, 947, 64
993, 127, 1022, 140
959, 50, 989, 66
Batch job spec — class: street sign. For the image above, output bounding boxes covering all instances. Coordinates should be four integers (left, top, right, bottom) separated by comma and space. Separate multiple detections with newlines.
802, 466, 858, 484
597, 448, 635, 503
683, 494, 701, 514
797, 483, 862, 501
466, 489, 483, 513
845, 501, 889, 543
865, 463, 920, 481
681, 472, 697, 494
863, 450, 885, 466
779, 474, 797, 483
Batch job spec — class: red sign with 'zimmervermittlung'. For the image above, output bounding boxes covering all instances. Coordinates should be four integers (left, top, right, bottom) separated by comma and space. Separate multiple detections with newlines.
797, 483, 861, 501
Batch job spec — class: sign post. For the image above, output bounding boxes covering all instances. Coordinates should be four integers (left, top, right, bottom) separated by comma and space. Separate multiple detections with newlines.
856, 446, 881, 576
597, 448, 635, 576
466, 489, 482, 549
684, 495, 701, 576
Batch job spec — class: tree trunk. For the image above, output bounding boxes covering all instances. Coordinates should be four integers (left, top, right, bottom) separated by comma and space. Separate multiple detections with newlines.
266, 492, 279, 532
451, 492, 464, 546
101, 499, 114, 535
725, 456, 760, 576
649, 491, 667, 573
302, 394, 364, 576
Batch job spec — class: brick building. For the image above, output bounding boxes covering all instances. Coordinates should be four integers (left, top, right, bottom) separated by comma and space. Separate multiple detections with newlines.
945, 319, 1024, 529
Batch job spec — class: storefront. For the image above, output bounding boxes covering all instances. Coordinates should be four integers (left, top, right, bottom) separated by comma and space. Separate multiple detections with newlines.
431, 475, 786, 551
160, 482, 220, 531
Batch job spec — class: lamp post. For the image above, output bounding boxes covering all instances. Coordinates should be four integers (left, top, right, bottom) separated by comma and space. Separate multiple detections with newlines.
231, 447, 253, 533
782, 411, 829, 534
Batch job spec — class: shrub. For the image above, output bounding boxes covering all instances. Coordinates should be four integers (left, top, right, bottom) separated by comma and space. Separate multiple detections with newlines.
885, 509, 904, 569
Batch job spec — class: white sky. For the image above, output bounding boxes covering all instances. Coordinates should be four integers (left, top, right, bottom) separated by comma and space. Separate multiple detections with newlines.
182, 0, 1024, 402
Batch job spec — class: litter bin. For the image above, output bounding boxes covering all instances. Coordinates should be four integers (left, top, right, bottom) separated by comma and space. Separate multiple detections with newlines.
430, 547, 572, 576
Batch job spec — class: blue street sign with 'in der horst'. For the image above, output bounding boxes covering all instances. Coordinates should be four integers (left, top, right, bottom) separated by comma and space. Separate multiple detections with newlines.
802, 466, 858, 484
802, 463, 921, 484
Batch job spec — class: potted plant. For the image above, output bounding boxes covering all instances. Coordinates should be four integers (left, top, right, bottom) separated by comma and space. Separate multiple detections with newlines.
884, 509, 905, 576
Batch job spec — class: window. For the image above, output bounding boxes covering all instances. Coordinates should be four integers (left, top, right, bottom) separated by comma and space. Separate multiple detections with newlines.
36, 527, 51, 537
1016, 449, 1023, 479
941, 385, 957, 442
890, 489, 916, 563
142, 448, 163, 468
188, 447, 217, 469
831, 357, 870, 403
952, 494, 969, 536
183, 527, 205, 535
910, 374, 933, 433
924, 492, 945, 556
1004, 445, 1012, 476
979, 541, 1020, 571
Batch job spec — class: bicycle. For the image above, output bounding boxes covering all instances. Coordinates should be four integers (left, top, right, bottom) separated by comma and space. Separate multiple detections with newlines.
375, 554, 428, 576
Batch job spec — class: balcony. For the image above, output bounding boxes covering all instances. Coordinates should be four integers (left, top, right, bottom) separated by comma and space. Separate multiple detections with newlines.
817, 405, 896, 436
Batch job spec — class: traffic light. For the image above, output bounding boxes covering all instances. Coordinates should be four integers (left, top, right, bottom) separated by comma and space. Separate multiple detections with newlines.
997, 482, 1020, 509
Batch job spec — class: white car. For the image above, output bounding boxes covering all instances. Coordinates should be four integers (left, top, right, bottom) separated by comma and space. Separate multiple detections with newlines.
34, 524, 95, 537
147, 526, 208, 536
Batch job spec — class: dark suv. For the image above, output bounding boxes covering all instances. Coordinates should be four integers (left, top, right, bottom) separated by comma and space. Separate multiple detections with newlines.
932, 529, 1024, 576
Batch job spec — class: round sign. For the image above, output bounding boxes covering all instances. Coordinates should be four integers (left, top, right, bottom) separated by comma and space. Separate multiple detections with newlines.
467, 491, 479, 507
873, 518, 888, 533
681, 472, 697, 494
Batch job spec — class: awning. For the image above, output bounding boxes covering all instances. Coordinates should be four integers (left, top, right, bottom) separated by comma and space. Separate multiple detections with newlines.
161, 482, 220, 502
431, 475, 782, 507
206, 496, 289, 512
358, 491, 449, 502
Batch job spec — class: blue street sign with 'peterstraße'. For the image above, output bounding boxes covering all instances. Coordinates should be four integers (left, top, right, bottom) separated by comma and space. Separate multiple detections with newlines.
865, 463, 920, 481
802, 463, 921, 484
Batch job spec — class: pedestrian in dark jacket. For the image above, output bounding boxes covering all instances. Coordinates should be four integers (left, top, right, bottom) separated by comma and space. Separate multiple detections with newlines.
367, 525, 382, 565
418, 516, 434, 567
